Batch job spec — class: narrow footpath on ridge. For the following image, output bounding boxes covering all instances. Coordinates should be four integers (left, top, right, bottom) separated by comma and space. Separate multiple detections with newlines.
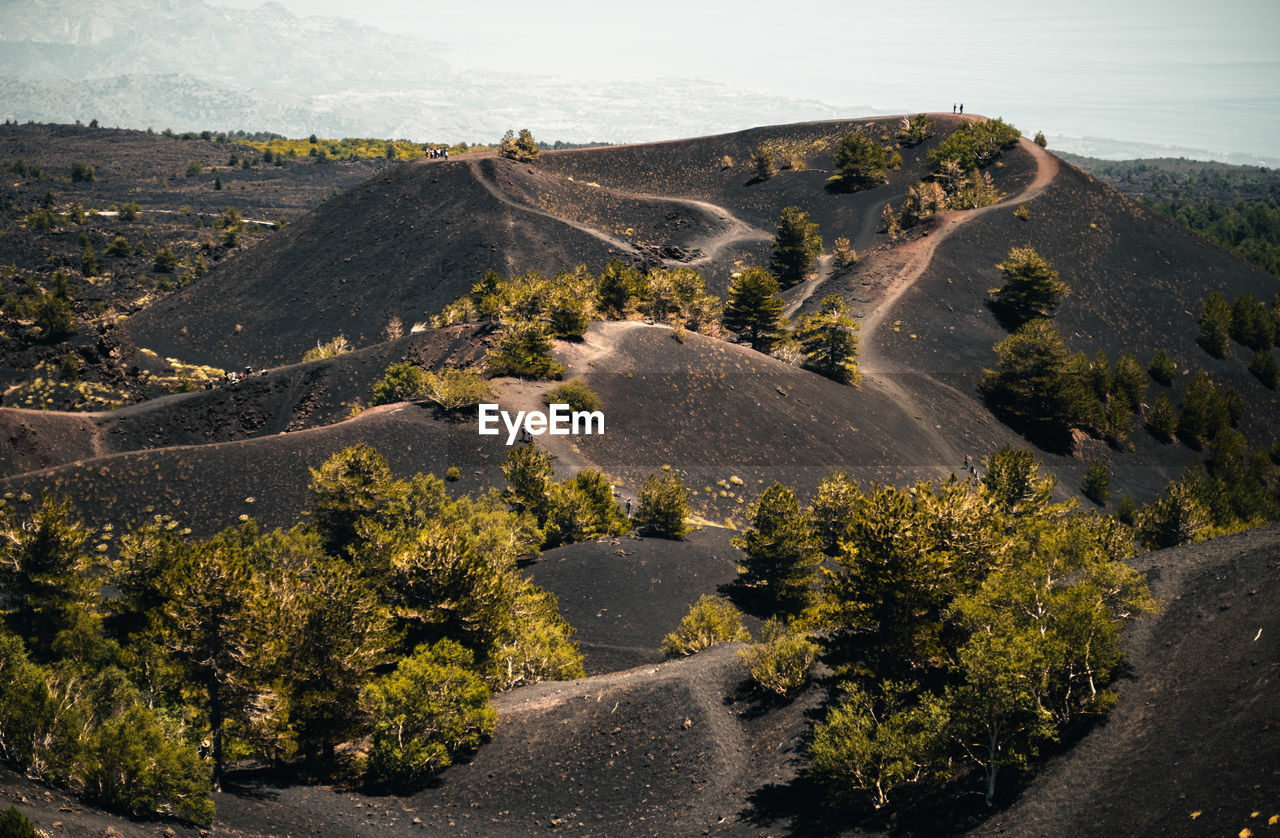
466, 158, 644, 261
810, 135, 1060, 474
466, 157, 772, 271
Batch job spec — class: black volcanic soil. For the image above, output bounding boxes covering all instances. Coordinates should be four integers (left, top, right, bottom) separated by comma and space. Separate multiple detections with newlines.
123, 115, 1031, 366
124, 155, 625, 367
975, 523, 1280, 838
6, 525, 1274, 838
0, 122, 398, 401
0, 323, 489, 479
527, 528, 745, 674
534, 320, 1007, 527
206, 642, 822, 838
3, 117, 1278, 837
856, 154, 1280, 504
536, 115, 984, 254
0, 404, 511, 539
0, 122, 392, 219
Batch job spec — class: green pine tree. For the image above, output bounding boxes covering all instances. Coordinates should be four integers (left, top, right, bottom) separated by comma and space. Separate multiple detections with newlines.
796, 295, 861, 384
769, 206, 823, 289
364, 639, 496, 784
831, 131, 886, 191
722, 267, 785, 351
733, 484, 821, 615
635, 471, 691, 539
307, 444, 403, 557
0, 494, 95, 660
1196, 291, 1232, 357
989, 246, 1069, 328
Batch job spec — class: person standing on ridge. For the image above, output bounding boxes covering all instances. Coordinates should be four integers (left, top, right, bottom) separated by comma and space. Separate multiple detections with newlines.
953, 103, 957, 113
959, 103, 964, 115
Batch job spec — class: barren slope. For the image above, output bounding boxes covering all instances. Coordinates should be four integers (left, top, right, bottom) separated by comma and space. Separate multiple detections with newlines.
123, 157, 622, 367
122, 115, 1029, 366
0, 403, 509, 539
526, 320, 1018, 527
974, 523, 1280, 838
0, 324, 488, 479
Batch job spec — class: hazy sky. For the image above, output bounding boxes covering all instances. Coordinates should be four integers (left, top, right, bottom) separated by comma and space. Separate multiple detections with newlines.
214, 0, 1280, 159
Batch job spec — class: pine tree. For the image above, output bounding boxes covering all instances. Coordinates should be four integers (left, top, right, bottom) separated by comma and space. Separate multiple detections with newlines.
769, 206, 822, 289
1111, 353, 1146, 412
1145, 393, 1177, 442
750, 144, 776, 182
808, 470, 863, 555
499, 129, 540, 162
31, 292, 74, 337
981, 446, 1057, 517
722, 267, 784, 351
989, 247, 1069, 328
660, 595, 749, 656
831, 131, 886, 191
279, 557, 396, 761
1137, 480, 1210, 549
1177, 370, 1236, 446
153, 525, 261, 786
515, 129, 540, 160
371, 362, 429, 406
485, 320, 565, 379
364, 639, 496, 784
980, 319, 1072, 442
543, 469, 629, 548
382, 515, 520, 655
81, 243, 99, 277
796, 295, 861, 384
547, 287, 589, 338
635, 471, 691, 539
501, 445, 556, 526
0, 494, 95, 660
0, 806, 42, 838
1196, 291, 1232, 357
1148, 348, 1177, 386
733, 484, 821, 615
152, 247, 178, 274
1081, 462, 1111, 505
1249, 348, 1279, 389
307, 444, 403, 557
595, 258, 642, 319
1230, 293, 1274, 351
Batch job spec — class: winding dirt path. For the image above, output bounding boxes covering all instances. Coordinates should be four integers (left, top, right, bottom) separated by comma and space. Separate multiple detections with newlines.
860, 137, 1058, 340
0, 401, 410, 483
854, 137, 1060, 472
467, 158, 771, 271
492, 321, 659, 487
496, 642, 748, 797
661, 196, 773, 267
466, 159, 645, 260
782, 254, 834, 320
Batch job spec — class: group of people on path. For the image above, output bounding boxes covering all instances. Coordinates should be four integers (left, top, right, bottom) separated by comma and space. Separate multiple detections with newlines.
203, 366, 269, 389
952, 103, 964, 114
425, 147, 449, 159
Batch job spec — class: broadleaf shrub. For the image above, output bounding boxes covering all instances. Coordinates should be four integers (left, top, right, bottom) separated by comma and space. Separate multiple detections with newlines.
740, 619, 818, 697
661, 595, 750, 657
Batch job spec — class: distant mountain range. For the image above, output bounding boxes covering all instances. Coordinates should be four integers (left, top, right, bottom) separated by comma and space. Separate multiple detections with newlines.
0, 0, 844, 143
